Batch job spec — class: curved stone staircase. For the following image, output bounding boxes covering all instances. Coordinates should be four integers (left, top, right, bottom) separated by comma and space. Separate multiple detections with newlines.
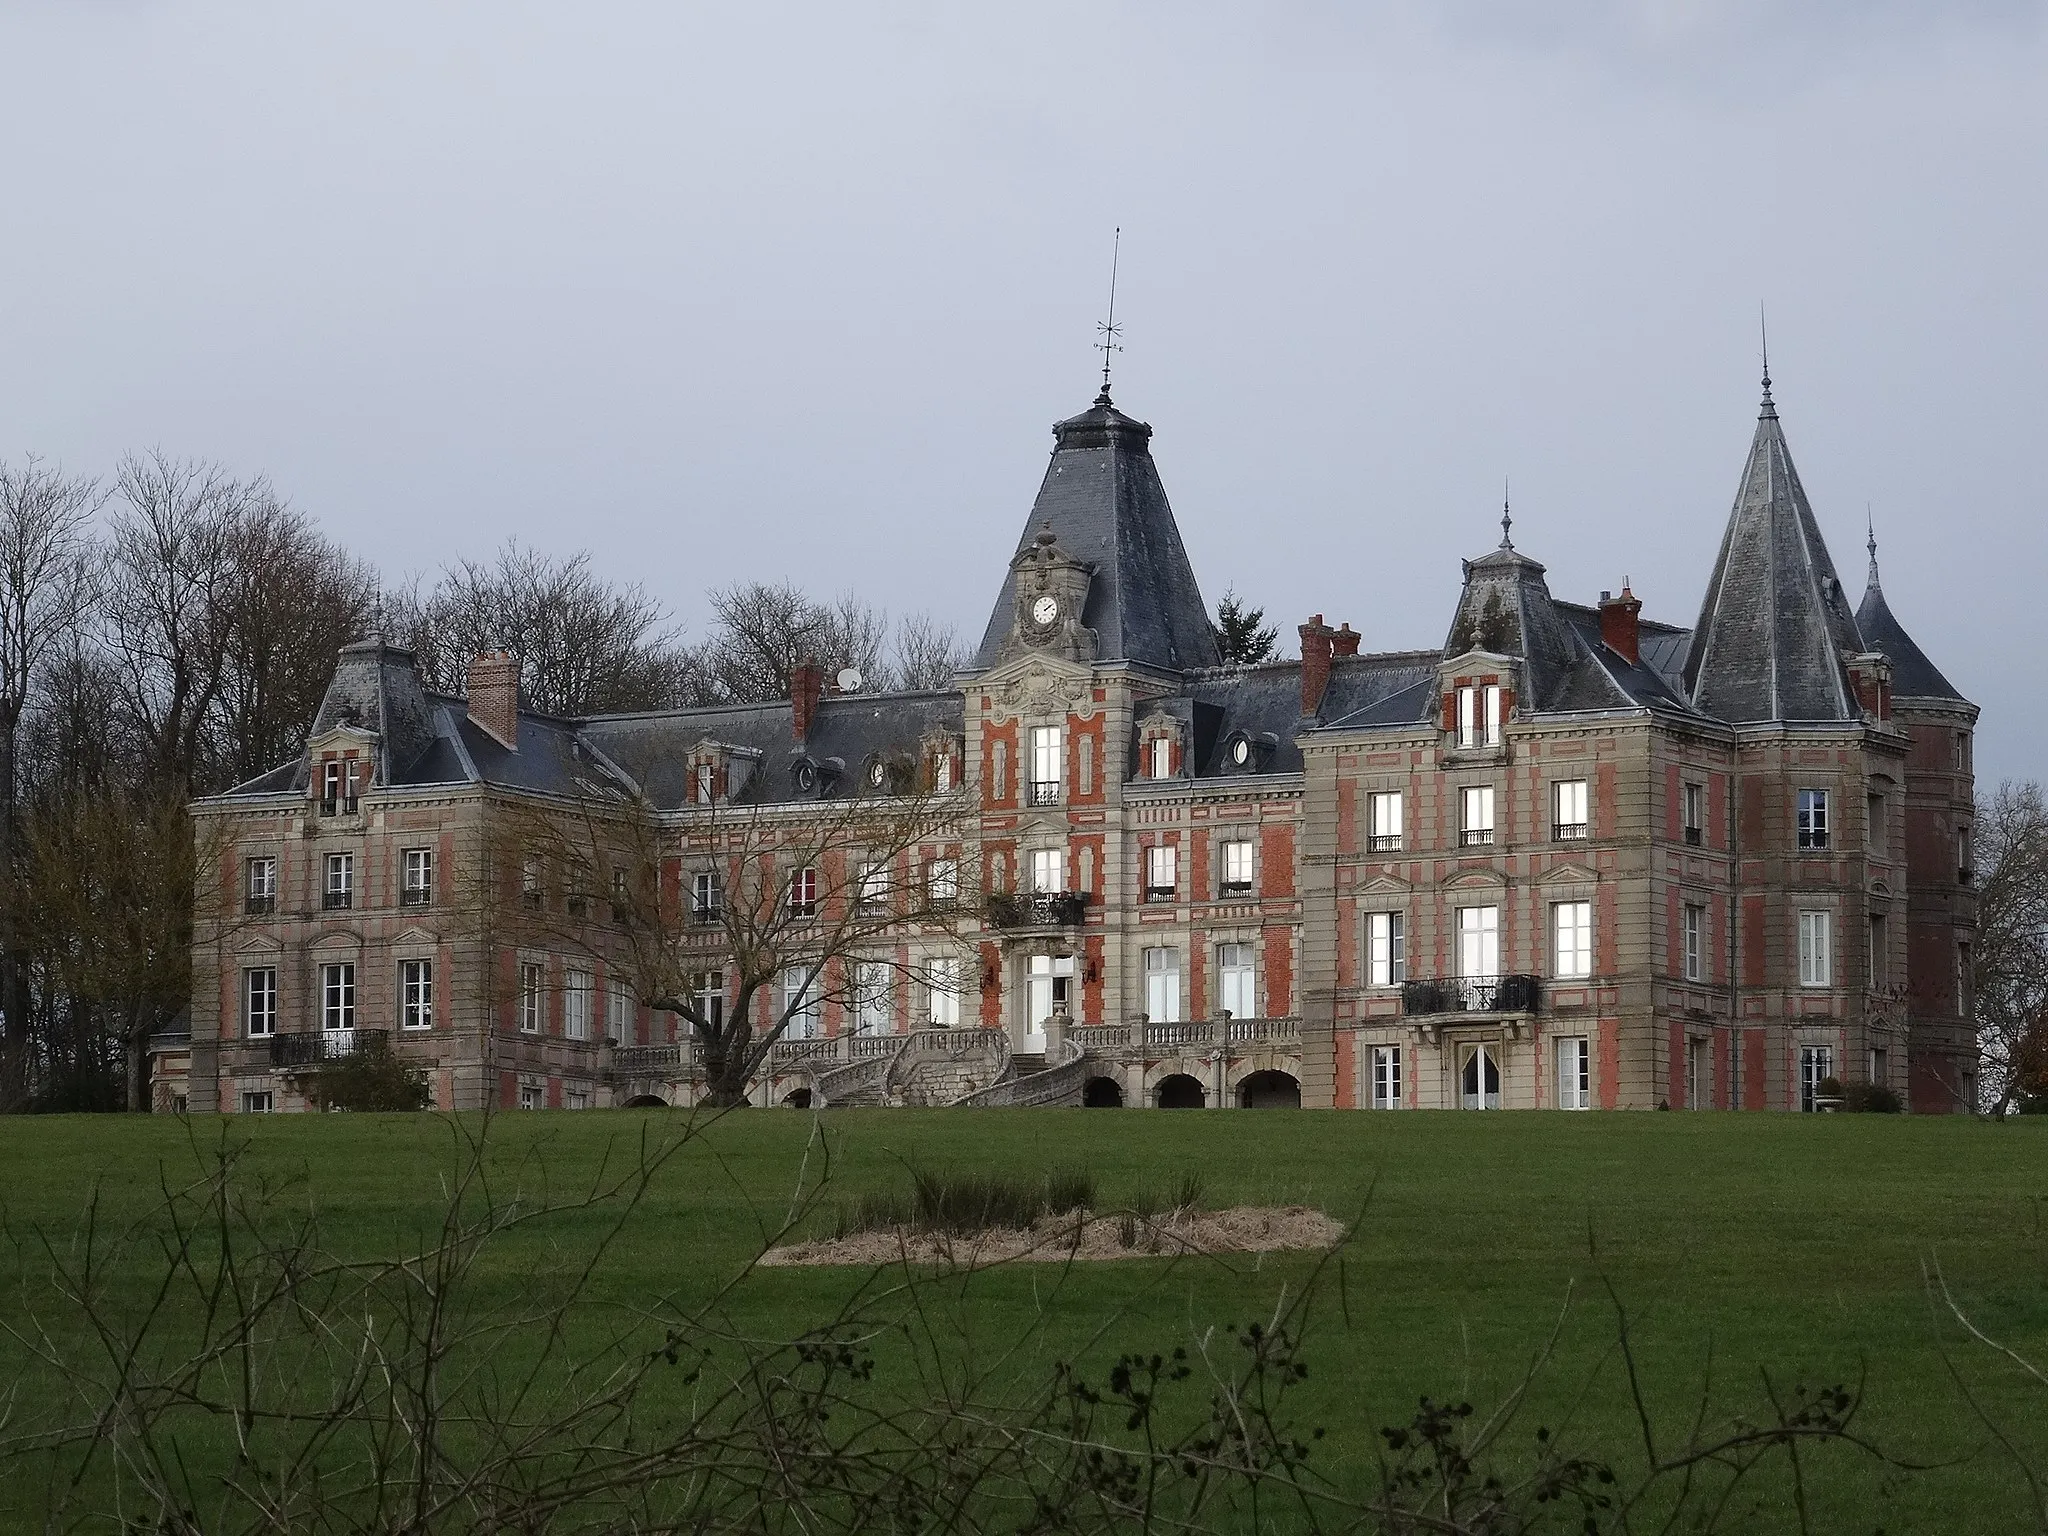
951, 1037, 1088, 1108
810, 1028, 1010, 1107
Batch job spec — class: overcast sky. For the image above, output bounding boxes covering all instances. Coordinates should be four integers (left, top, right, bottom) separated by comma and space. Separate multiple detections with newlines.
2, 3, 2042, 780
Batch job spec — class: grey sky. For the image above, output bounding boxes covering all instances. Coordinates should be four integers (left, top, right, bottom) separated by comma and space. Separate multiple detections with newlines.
2, 3, 2042, 780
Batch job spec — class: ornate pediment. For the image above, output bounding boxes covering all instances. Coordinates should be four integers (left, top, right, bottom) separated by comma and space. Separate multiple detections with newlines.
1442, 867, 1507, 891
983, 654, 1093, 723
1357, 872, 1411, 896
1539, 861, 1598, 885
993, 528, 1097, 667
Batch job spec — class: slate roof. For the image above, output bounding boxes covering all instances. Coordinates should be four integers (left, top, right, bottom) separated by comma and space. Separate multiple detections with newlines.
973, 393, 1220, 674
1682, 381, 1866, 722
1134, 653, 1440, 779
1855, 540, 1969, 704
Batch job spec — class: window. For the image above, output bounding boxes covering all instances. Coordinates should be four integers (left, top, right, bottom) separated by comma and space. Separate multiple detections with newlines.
853, 961, 893, 1035
1029, 725, 1064, 804
522, 856, 543, 910
1553, 901, 1592, 979
401, 848, 434, 907
1030, 847, 1064, 894
692, 869, 723, 923
1144, 947, 1181, 1023
1682, 781, 1704, 846
1866, 792, 1885, 855
241, 1090, 275, 1114
401, 959, 433, 1030
1460, 1043, 1502, 1109
1367, 912, 1406, 987
1219, 839, 1254, 896
563, 969, 592, 1040
243, 968, 277, 1037
781, 966, 821, 1038
1958, 941, 1973, 1016
1868, 913, 1887, 989
1368, 791, 1403, 853
926, 856, 959, 905
321, 760, 343, 815
323, 852, 353, 910
1796, 789, 1830, 850
245, 856, 277, 915
1456, 905, 1500, 983
933, 752, 954, 792
1217, 943, 1255, 1019
1798, 911, 1832, 988
518, 1082, 544, 1111
1144, 844, 1177, 900
321, 962, 356, 1032
1730, 1033, 1744, 1110
1870, 1046, 1888, 1086
342, 758, 361, 814
1553, 780, 1588, 840
519, 962, 544, 1033
1958, 825, 1973, 884
787, 866, 817, 917
1686, 1038, 1704, 1109
690, 971, 725, 1031
926, 957, 961, 1026
1799, 1045, 1834, 1112
857, 861, 890, 913
1149, 736, 1173, 780
694, 761, 715, 805
1455, 684, 1503, 748
1460, 785, 1495, 846
564, 1087, 590, 1111
1682, 903, 1704, 982
607, 986, 637, 1045
1555, 1036, 1590, 1110
1371, 1045, 1403, 1109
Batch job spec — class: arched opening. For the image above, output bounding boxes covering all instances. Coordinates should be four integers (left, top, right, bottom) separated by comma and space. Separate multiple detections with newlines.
1155, 1074, 1205, 1110
1237, 1070, 1301, 1109
783, 1088, 814, 1109
620, 1095, 668, 1109
1083, 1076, 1124, 1108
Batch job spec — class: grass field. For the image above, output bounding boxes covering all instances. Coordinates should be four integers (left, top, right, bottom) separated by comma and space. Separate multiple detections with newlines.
3, 1107, 2046, 1532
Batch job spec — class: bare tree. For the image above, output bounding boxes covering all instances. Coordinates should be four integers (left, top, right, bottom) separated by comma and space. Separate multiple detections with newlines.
686, 582, 889, 704
887, 611, 968, 691
1972, 781, 2048, 1113
0, 457, 103, 1105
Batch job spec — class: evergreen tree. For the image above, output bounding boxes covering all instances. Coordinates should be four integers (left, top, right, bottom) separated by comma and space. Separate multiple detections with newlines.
1213, 590, 1278, 665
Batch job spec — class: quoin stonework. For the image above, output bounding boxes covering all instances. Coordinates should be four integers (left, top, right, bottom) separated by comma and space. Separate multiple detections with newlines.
180, 368, 1979, 1115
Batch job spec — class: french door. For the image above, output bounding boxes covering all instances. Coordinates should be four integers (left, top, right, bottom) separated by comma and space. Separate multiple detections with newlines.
1460, 1042, 1502, 1109
1023, 954, 1073, 1052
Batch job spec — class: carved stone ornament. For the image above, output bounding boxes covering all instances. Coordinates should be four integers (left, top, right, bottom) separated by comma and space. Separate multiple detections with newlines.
996, 527, 1096, 666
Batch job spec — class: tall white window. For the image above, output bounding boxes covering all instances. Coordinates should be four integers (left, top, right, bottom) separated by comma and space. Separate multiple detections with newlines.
1682, 781, 1705, 845
1796, 789, 1830, 850
401, 847, 434, 906
521, 855, 543, 909
1686, 1038, 1705, 1109
933, 752, 954, 792
787, 866, 818, 916
563, 969, 592, 1040
692, 869, 722, 922
1457, 906, 1500, 981
321, 759, 344, 813
1553, 780, 1588, 840
1552, 901, 1593, 978
694, 761, 715, 804
243, 968, 277, 1037
1219, 839, 1254, 895
1144, 844, 1177, 899
1029, 725, 1064, 805
1030, 847, 1065, 893
857, 860, 890, 912
1367, 912, 1406, 986
1460, 785, 1495, 846
1144, 947, 1181, 1023
1799, 1044, 1835, 1111
401, 959, 434, 1030
926, 957, 961, 1026
607, 986, 638, 1046
519, 962, 544, 1033
1460, 1042, 1502, 1109
854, 961, 893, 1035
245, 856, 277, 914
1368, 791, 1403, 852
781, 966, 821, 1039
1798, 911, 1832, 988
324, 852, 354, 910
690, 970, 725, 1030
1682, 903, 1705, 982
1371, 1045, 1403, 1109
926, 856, 959, 904
1456, 684, 1503, 748
1555, 1036, 1590, 1110
1217, 943, 1255, 1018
1149, 737, 1173, 779
322, 962, 356, 1032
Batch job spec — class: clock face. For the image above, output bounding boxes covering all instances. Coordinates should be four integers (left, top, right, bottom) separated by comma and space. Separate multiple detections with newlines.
1030, 594, 1060, 627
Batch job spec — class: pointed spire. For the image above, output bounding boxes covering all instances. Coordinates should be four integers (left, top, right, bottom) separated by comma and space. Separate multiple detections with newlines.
1759, 305, 1776, 419
1866, 507, 1881, 590
1499, 477, 1514, 549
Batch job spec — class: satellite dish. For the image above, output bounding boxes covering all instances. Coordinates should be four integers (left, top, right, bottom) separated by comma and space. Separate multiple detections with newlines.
836, 667, 864, 693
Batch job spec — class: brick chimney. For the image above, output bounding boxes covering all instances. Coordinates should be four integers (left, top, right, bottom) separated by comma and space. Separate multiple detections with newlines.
465, 651, 519, 750
1298, 615, 1336, 717
1599, 583, 1642, 666
790, 659, 826, 741
1332, 623, 1360, 658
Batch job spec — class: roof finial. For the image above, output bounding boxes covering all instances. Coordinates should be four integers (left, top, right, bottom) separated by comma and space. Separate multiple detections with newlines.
1499, 475, 1514, 549
1093, 226, 1123, 406
1866, 503, 1881, 588
1759, 303, 1776, 418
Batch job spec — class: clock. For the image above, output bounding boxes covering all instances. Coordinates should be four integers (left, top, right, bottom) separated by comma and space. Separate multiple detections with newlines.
1030, 593, 1060, 627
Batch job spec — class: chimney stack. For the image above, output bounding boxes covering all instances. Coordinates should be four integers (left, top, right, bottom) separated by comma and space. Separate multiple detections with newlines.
1332, 622, 1360, 658
1599, 583, 1642, 667
1298, 615, 1336, 717
791, 659, 826, 741
465, 652, 520, 750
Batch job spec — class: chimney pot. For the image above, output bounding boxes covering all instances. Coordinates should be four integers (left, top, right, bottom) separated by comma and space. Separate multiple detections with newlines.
465, 651, 520, 750
1297, 616, 1337, 717
1332, 623, 1360, 658
1598, 585, 1643, 667
791, 659, 826, 741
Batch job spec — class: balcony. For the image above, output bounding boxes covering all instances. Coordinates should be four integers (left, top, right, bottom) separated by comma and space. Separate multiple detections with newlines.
1026, 780, 1061, 807
1401, 974, 1541, 1018
1553, 822, 1588, 842
1683, 826, 1702, 847
987, 890, 1088, 929
400, 886, 431, 908
270, 1028, 388, 1068
1459, 828, 1495, 847
1218, 880, 1253, 897
1368, 834, 1403, 853
322, 890, 353, 911
245, 894, 276, 916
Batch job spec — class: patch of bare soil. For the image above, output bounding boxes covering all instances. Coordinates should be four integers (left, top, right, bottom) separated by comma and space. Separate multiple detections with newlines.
759, 1205, 1343, 1269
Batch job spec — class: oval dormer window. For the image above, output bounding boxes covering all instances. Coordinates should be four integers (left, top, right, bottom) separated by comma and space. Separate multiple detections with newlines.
1228, 733, 1253, 769
793, 759, 819, 794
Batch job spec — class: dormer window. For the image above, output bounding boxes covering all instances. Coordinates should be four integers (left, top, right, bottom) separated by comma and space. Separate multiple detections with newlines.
933, 751, 955, 792
694, 762, 715, 805
1149, 737, 1173, 780
321, 761, 342, 815
1456, 685, 1502, 748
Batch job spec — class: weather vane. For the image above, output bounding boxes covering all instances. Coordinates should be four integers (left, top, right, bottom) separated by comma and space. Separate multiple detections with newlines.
1093, 226, 1122, 403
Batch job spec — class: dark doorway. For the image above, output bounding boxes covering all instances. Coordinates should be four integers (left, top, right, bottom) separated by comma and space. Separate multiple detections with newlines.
1155, 1074, 1205, 1109
783, 1088, 814, 1109
1237, 1070, 1301, 1109
1083, 1076, 1124, 1108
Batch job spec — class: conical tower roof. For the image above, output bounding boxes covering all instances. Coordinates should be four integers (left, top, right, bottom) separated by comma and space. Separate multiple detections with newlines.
1683, 375, 1866, 722
1855, 529, 1969, 703
973, 392, 1219, 673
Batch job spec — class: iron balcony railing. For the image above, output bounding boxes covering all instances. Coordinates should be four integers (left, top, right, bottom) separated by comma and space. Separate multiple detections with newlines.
1367, 834, 1403, 853
270, 1028, 388, 1068
1553, 821, 1588, 841
1459, 828, 1494, 847
1026, 780, 1061, 806
1400, 974, 1541, 1018
986, 890, 1088, 928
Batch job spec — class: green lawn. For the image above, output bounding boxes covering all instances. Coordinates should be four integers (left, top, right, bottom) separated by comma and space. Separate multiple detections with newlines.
3, 1108, 2046, 1532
